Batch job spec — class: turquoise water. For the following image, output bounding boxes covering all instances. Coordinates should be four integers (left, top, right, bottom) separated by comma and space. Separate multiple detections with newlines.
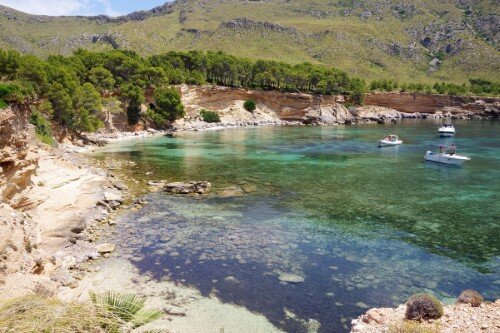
95, 120, 499, 332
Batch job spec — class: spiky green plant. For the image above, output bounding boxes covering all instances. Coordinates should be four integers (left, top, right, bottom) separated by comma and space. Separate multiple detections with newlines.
0, 294, 119, 333
90, 291, 163, 329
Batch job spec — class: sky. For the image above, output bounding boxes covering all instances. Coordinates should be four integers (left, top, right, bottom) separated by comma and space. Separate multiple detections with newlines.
0, 0, 169, 17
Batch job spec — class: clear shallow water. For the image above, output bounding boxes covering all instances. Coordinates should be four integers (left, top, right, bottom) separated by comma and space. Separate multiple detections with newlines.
95, 120, 500, 332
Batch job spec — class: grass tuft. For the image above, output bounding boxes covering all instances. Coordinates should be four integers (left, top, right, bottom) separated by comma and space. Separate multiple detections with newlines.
0, 293, 165, 333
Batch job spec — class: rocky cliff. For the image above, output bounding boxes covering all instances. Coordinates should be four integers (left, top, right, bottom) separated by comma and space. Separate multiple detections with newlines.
365, 93, 499, 118
0, 106, 38, 203
1, 104, 127, 299
0, 106, 42, 287
175, 85, 498, 130
176, 84, 353, 130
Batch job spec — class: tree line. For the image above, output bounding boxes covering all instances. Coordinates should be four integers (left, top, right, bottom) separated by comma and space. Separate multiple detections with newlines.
369, 79, 500, 96
0, 48, 498, 135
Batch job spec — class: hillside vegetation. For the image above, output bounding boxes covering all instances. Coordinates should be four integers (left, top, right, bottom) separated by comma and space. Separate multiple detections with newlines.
2, 47, 497, 138
0, 0, 499, 83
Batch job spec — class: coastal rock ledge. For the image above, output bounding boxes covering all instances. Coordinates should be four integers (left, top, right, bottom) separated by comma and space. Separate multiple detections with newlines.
351, 300, 500, 333
164, 181, 211, 195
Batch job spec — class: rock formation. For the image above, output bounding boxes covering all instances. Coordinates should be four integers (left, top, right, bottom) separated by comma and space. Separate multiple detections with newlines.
175, 85, 499, 130
365, 92, 499, 118
164, 181, 212, 195
0, 106, 42, 287
0, 106, 38, 204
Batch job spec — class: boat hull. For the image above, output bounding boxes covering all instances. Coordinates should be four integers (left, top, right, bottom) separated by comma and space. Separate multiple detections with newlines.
439, 131, 455, 137
378, 140, 403, 147
424, 153, 469, 165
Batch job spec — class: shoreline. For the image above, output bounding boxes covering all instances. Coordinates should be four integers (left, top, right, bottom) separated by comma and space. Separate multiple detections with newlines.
0, 138, 286, 332
84, 115, 497, 147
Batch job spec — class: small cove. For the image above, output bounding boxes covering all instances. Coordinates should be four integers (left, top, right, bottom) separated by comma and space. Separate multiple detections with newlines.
94, 120, 500, 332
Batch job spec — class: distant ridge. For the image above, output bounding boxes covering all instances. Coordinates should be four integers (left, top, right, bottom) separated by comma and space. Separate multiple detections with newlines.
0, 0, 498, 83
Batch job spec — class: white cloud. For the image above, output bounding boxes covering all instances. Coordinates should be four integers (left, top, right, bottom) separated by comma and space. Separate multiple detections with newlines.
0, 0, 122, 16
98, 0, 122, 17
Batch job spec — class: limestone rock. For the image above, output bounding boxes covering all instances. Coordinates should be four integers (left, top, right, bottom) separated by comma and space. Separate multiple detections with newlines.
0, 203, 41, 278
104, 191, 123, 203
164, 181, 211, 195
110, 179, 127, 191
96, 243, 116, 254
50, 267, 75, 287
0, 106, 39, 202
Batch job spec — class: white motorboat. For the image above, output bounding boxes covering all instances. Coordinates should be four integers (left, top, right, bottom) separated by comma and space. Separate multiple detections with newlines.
424, 145, 470, 165
378, 135, 403, 147
438, 123, 456, 137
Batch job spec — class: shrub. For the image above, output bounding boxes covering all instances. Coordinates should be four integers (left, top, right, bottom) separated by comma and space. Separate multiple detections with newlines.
243, 99, 256, 112
29, 111, 55, 146
200, 109, 221, 123
457, 290, 483, 307
0, 83, 19, 108
405, 293, 443, 321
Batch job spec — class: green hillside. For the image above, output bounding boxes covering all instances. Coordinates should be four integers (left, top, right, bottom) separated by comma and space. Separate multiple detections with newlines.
0, 0, 498, 83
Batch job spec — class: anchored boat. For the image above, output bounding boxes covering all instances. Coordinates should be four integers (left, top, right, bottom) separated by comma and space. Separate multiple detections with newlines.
438, 123, 456, 137
378, 135, 403, 147
424, 145, 470, 166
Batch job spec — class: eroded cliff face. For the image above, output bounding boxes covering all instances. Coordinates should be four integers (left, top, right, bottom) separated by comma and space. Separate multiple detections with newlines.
0, 106, 38, 203
0, 203, 41, 283
365, 93, 499, 118
177, 85, 353, 128
177, 86, 498, 130
0, 106, 42, 285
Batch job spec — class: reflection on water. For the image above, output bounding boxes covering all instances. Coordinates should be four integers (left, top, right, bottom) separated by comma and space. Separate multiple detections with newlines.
96, 120, 500, 332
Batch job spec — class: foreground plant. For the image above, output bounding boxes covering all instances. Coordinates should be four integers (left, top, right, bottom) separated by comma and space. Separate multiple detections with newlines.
90, 291, 163, 329
0, 294, 115, 332
457, 289, 484, 307
0, 292, 164, 333
405, 293, 443, 321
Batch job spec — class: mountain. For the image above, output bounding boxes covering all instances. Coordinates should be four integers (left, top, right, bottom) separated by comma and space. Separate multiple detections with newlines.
0, 0, 498, 83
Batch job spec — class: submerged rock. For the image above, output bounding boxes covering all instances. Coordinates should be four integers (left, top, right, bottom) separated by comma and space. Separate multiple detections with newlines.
164, 181, 211, 195
305, 318, 321, 333
219, 186, 245, 197
278, 273, 305, 283
224, 276, 240, 283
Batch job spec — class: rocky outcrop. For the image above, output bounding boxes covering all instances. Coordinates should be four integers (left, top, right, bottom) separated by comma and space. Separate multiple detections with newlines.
303, 103, 354, 125
0, 104, 128, 299
176, 86, 498, 130
0, 106, 38, 203
351, 300, 500, 333
221, 18, 299, 35
177, 85, 351, 128
0, 203, 42, 283
365, 93, 499, 118
164, 181, 211, 195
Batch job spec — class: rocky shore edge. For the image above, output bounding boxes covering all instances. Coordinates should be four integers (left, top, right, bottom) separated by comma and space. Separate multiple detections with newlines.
82, 105, 497, 146
1, 105, 283, 332
351, 299, 499, 333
